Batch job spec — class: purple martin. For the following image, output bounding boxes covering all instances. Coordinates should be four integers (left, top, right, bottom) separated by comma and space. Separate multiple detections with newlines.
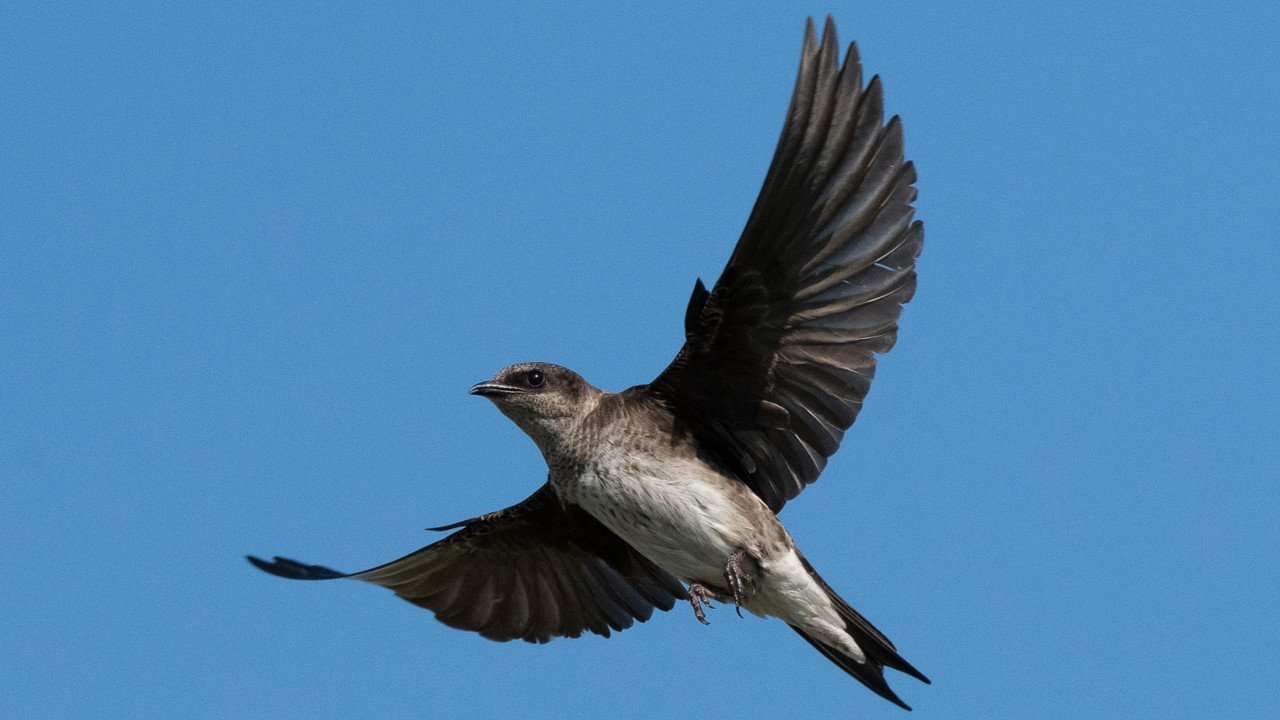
250, 16, 928, 710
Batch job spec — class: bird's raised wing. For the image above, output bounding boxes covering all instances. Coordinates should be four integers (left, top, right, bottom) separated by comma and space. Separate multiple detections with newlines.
647, 17, 923, 513
248, 484, 686, 643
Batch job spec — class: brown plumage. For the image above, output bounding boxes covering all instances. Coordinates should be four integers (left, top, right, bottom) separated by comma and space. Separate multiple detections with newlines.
649, 16, 921, 513
250, 484, 684, 643
250, 16, 928, 711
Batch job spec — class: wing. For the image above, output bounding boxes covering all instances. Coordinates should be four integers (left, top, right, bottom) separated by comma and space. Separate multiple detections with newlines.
247, 484, 687, 643
646, 17, 923, 513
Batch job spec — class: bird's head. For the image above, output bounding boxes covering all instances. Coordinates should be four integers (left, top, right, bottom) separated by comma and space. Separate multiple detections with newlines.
470, 362, 599, 456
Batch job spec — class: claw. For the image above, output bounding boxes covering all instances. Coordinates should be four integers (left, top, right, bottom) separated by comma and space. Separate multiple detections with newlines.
724, 550, 754, 618
688, 583, 715, 625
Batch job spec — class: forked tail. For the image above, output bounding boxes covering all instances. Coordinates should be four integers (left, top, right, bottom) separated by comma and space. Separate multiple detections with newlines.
790, 554, 930, 711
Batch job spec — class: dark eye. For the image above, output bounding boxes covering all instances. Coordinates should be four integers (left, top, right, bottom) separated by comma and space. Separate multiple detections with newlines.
525, 369, 545, 388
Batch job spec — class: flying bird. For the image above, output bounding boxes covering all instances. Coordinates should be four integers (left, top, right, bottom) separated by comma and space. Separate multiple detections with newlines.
250, 16, 928, 710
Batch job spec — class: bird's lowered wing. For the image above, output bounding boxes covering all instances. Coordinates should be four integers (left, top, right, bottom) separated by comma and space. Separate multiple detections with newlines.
647, 17, 922, 513
248, 483, 686, 643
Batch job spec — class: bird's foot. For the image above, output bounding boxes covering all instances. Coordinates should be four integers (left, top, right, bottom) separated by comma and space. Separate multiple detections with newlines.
724, 549, 757, 618
688, 583, 715, 625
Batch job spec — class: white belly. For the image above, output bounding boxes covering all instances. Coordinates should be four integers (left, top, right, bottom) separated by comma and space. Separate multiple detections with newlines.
559, 453, 852, 644
561, 454, 750, 583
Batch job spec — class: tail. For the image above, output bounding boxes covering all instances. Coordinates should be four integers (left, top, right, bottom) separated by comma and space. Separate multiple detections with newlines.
790, 554, 930, 711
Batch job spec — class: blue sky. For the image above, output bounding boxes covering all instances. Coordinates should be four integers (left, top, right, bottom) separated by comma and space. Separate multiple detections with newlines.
3, 2, 1278, 718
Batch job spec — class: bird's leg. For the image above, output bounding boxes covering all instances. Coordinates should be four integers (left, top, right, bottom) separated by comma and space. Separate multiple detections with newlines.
687, 583, 715, 625
723, 549, 757, 618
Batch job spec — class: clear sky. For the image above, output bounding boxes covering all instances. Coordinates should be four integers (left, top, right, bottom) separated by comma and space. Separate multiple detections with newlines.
3, 2, 1278, 718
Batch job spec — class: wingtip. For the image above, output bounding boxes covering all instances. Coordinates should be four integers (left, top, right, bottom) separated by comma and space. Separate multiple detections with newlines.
821, 15, 838, 47
844, 39, 861, 68
246, 554, 346, 580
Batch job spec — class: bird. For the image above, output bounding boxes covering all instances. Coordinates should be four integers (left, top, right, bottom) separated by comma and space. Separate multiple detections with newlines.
249, 16, 928, 710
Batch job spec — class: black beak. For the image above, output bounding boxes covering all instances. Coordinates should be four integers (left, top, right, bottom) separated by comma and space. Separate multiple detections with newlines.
469, 381, 523, 397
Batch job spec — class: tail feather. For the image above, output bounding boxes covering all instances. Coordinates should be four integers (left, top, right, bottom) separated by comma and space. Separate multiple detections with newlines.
793, 553, 929, 710
791, 625, 914, 710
